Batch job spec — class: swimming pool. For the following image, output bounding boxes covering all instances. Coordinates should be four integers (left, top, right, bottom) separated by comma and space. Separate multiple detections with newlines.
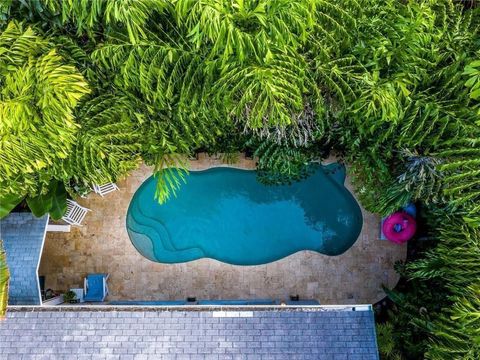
126, 164, 363, 265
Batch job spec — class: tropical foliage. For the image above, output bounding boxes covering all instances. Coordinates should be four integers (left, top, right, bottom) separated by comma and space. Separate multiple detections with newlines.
0, 240, 9, 320
407, 220, 480, 359
464, 58, 480, 111
0, 21, 90, 194
339, 0, 480, 218
340, 3, 480, 359
0, 21, 89, 218
0, 1, 479, 357
379, 215, 480, 360
426, 285, 480, 359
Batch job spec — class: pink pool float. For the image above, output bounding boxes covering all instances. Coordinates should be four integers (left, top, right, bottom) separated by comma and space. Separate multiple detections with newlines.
382, 211, 416, 244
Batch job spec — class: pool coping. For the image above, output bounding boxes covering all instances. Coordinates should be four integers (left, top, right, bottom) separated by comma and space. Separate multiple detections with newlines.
39, 153, 406, 305
129, 161, 357, 264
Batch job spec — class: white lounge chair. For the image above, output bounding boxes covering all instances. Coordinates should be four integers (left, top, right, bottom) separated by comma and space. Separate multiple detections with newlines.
92, 183, 119, 197
62, 200, 90, 226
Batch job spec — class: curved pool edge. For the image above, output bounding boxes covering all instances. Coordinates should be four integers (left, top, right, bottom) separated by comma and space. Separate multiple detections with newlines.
126, 162, 363, 265
40, 156, 407, 305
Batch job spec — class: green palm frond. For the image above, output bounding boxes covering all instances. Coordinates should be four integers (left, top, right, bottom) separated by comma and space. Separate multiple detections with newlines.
425, 285, 480, 360
313, 56, 360, 106
407, 220, 480, 295
65, 94, 142, 188
395, 94, 472, 149
152, 154, 188, 204
250, 135, 320, 185
93, 35, 202, 109
405, 212, 480, 359
438, 143, 480, 216
343, 0, 479, 140
0, 0, 12, 23
312, 0, 359, 51
464, 57, 480, 114
44, 0, 167, 43
174, 0, 314, 61
214, 51, 312, 129
0, 21, 90, 198
0, 240, 9, 320
92, 0, 353, 147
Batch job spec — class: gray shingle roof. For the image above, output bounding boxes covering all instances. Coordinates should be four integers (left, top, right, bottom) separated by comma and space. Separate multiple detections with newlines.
0, 213, 48, 305
1, 307, 379, 359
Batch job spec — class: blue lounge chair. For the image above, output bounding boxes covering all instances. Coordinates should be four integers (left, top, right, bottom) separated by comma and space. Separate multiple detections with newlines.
83, 273, 109, 302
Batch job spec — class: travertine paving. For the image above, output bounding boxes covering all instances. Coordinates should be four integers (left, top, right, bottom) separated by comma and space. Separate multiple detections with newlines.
39, 154, 406, 304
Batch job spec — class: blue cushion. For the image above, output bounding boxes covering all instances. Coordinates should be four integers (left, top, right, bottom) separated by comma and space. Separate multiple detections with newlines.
84, 274, 106, 302
402, 203, 417, 218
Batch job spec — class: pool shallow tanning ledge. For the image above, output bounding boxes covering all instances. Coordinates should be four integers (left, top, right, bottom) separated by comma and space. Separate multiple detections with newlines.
126, 164, 363, 265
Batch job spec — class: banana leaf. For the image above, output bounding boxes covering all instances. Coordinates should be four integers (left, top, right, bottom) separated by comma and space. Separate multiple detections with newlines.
0, 194, 23, 220
26, 183, 55, 217
49, 182, 67, 220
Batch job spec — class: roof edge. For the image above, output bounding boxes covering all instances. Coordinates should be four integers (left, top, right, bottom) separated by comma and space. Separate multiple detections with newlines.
8, 304, 372, 312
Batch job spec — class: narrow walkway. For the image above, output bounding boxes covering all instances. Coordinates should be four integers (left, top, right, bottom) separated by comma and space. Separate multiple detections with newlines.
39, 154, 406, 304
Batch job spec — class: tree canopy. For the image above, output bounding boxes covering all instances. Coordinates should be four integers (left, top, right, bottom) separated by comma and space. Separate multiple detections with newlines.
0, 1, 479, 357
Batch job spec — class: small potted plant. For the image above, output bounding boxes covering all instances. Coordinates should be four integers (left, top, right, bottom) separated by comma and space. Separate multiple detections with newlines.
63, 290, 78, 304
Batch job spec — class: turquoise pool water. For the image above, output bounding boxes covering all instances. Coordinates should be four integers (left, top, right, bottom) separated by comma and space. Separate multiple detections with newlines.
126, 164, 363, 265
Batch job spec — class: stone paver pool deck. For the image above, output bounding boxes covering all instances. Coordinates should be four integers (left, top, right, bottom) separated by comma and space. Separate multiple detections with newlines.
39, 154, 406, 304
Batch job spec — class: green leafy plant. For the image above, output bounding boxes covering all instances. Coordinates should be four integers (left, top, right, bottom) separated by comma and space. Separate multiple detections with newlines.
464, 58, 480, 107
25, 181, 67, 220
407, 219, 480, 296
62, 290, 77, 303
376, 322, 404, 360
404, 218, 480, 359
339, 0, 479, 218
0, 194, 23, 219
253, 139, 316, 186
0, 21, 90, 201
381, 277, 448, 360
438, 139, 480, 219
382, 213, 480, 359
360, 150, 445, 216
0, 21, 142, 219
0, 240, 9, 319
65, 94, 143, 189
152, 154, 189, 204
425, 285, 480, 360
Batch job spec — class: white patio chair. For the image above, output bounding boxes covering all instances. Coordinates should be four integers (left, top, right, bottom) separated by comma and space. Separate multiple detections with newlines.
62, 200, 90, 226
92, 182, 119, 197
